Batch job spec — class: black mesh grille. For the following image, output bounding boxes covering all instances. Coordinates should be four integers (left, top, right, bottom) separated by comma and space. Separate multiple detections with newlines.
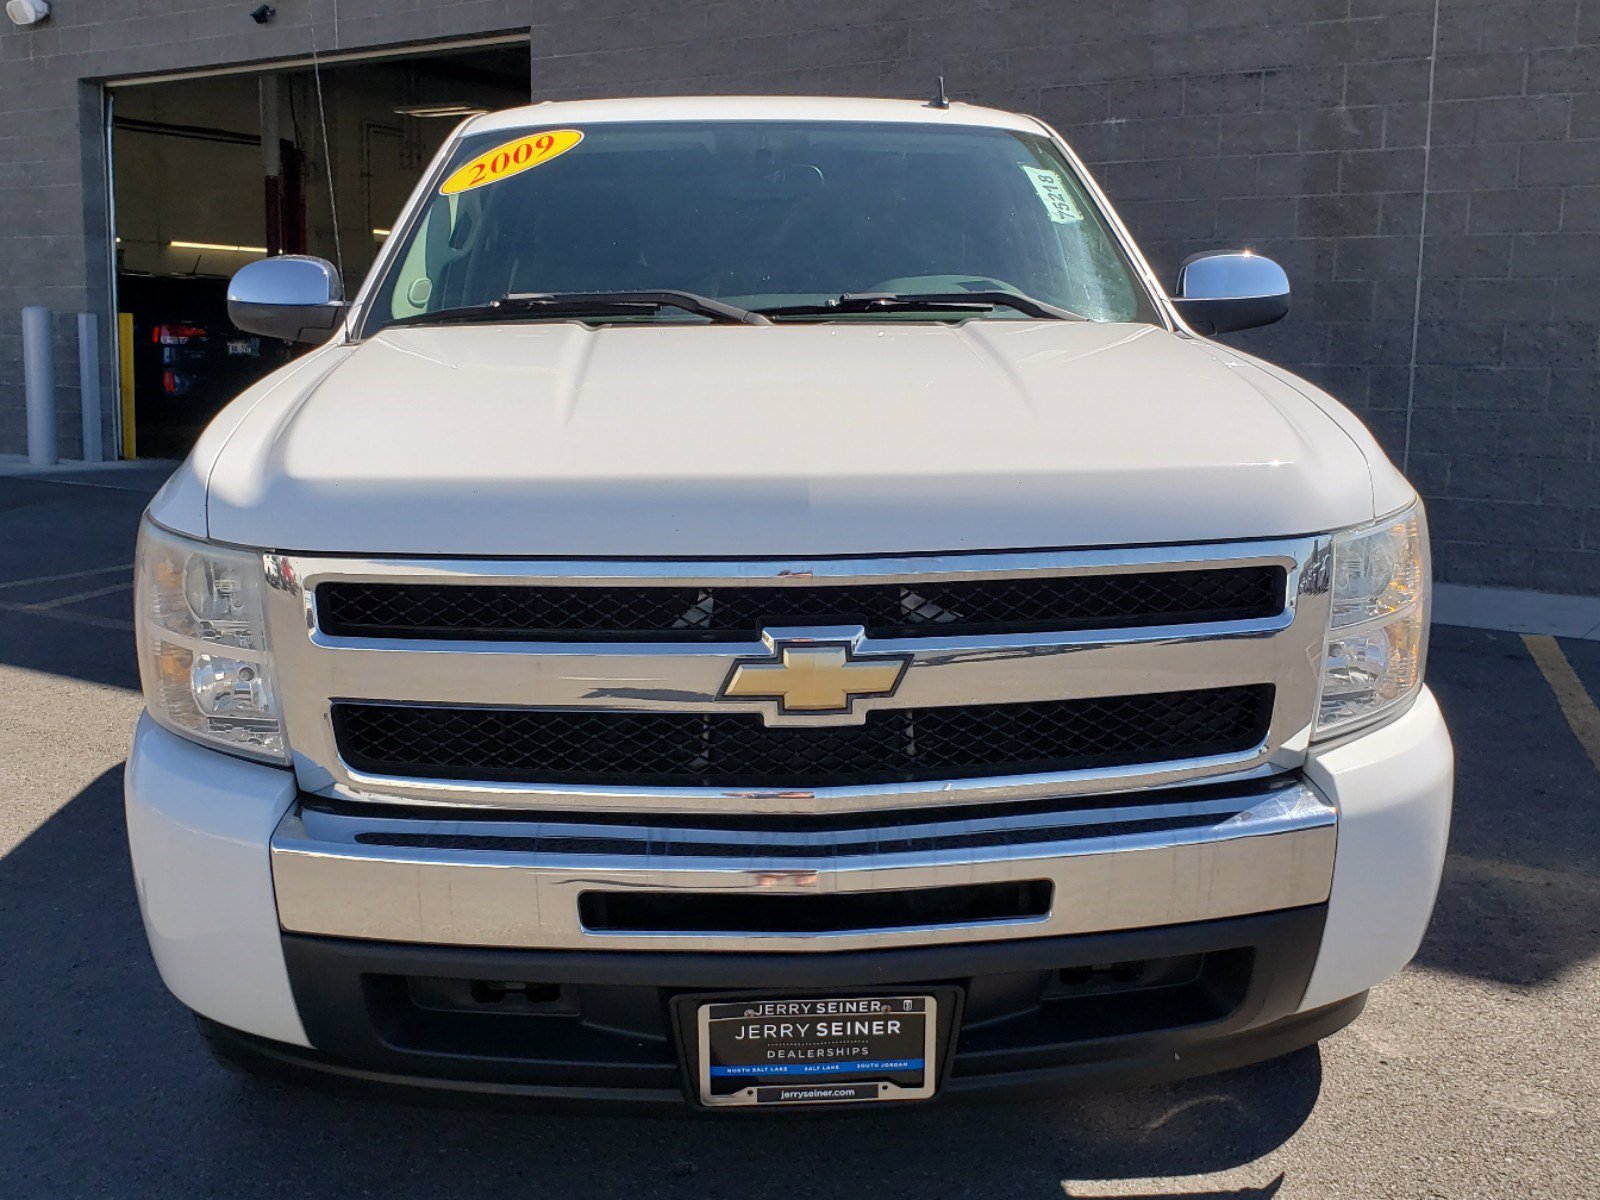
332, 686, 1274, 788
316, 566, 1285, 643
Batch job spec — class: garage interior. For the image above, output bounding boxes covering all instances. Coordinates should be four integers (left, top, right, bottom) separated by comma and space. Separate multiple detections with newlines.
109, 43, 529, 459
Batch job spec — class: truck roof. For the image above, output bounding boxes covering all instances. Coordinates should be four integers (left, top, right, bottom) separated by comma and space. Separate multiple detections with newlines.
465, 95, 1046, 136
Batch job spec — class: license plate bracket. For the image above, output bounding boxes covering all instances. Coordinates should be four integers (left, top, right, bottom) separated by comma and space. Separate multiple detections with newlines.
686, 992, 945, 1107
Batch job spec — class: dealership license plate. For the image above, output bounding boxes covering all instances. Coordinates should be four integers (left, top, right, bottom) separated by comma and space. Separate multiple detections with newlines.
695, 995, 937, 1107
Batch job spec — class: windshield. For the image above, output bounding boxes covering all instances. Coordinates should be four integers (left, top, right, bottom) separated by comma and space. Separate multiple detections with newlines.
360, 120, 1161, 334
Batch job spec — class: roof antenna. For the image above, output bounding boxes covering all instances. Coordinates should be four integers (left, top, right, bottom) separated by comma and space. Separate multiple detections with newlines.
927, 75, 949, 109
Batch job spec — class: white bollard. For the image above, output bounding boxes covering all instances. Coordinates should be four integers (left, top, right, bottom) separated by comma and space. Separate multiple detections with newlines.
22, 306, 58, 467
77, 312, 103, 463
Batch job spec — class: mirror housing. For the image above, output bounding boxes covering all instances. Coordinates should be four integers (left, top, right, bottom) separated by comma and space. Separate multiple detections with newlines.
227, 255, 348, 344
1172, 251, 1290, 335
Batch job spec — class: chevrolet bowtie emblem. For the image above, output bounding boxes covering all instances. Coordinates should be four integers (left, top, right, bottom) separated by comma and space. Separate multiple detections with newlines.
722, 641, 910, 716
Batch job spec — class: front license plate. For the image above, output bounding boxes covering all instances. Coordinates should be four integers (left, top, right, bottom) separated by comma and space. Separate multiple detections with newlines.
695, 995, 937, 1107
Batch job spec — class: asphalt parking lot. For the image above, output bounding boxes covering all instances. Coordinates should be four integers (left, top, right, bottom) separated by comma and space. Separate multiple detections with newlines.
1, 467, 1596, 1200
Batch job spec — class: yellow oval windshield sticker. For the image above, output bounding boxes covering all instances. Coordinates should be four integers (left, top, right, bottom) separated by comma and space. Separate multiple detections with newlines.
440, 129, 583, 195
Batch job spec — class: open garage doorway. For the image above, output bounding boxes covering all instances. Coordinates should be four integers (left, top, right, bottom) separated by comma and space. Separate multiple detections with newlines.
109, 41, 529, 459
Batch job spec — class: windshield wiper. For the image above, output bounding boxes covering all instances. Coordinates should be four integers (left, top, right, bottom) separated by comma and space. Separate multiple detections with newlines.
390, 290, 770, 328
756, 291, 1083, 321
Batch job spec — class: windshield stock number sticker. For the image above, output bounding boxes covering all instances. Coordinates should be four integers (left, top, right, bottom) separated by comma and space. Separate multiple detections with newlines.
1020, 164, 1083, 225
440, 130, 584, 196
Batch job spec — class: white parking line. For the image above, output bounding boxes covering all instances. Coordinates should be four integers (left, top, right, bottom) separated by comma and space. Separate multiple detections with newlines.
0, 563, 132, 591
21, 581, 132, 611
0, 600, 134, 632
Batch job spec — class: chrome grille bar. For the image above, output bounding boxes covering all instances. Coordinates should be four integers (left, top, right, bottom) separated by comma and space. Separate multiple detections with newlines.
262, 537, 1332, 814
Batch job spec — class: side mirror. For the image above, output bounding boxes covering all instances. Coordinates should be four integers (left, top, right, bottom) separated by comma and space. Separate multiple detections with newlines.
227, 255, 348, 344
1172, 251, 1290, 335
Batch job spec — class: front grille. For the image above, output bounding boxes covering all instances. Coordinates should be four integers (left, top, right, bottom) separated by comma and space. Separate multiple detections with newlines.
316, 565, 1286, 643
332, 685, 1273, 788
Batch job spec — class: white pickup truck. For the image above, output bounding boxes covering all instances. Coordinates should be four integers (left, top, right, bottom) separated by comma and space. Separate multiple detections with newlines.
127, 96, 1452, 1108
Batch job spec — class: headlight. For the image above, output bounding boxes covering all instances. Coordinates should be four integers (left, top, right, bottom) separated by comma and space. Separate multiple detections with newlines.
1316, 501, 1430, 738
134, 518, 288, 764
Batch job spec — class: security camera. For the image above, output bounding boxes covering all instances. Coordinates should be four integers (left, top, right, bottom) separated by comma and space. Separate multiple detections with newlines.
5, 0, 51, 26
249, 3, 275, 23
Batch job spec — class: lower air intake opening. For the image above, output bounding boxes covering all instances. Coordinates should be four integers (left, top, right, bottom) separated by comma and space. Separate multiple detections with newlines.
578, 880, 1053, 936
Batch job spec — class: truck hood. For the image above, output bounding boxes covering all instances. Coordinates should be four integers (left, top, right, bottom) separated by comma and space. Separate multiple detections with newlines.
198, 320, 1382, 557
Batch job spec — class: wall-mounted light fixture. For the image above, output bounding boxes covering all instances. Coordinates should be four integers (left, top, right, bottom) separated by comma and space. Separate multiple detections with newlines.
5, 0, 51, 26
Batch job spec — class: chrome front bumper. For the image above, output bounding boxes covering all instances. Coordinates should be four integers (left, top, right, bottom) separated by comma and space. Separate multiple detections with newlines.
270, 778, 1336, 953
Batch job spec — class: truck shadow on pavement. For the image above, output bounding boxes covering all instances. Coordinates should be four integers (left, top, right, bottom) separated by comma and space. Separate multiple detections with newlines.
0, 763, 1321, 1199
1063, 1181, 1283, 1200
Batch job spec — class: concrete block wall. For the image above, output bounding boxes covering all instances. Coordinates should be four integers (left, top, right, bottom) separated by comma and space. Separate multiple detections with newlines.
1, 0, 1597, 594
